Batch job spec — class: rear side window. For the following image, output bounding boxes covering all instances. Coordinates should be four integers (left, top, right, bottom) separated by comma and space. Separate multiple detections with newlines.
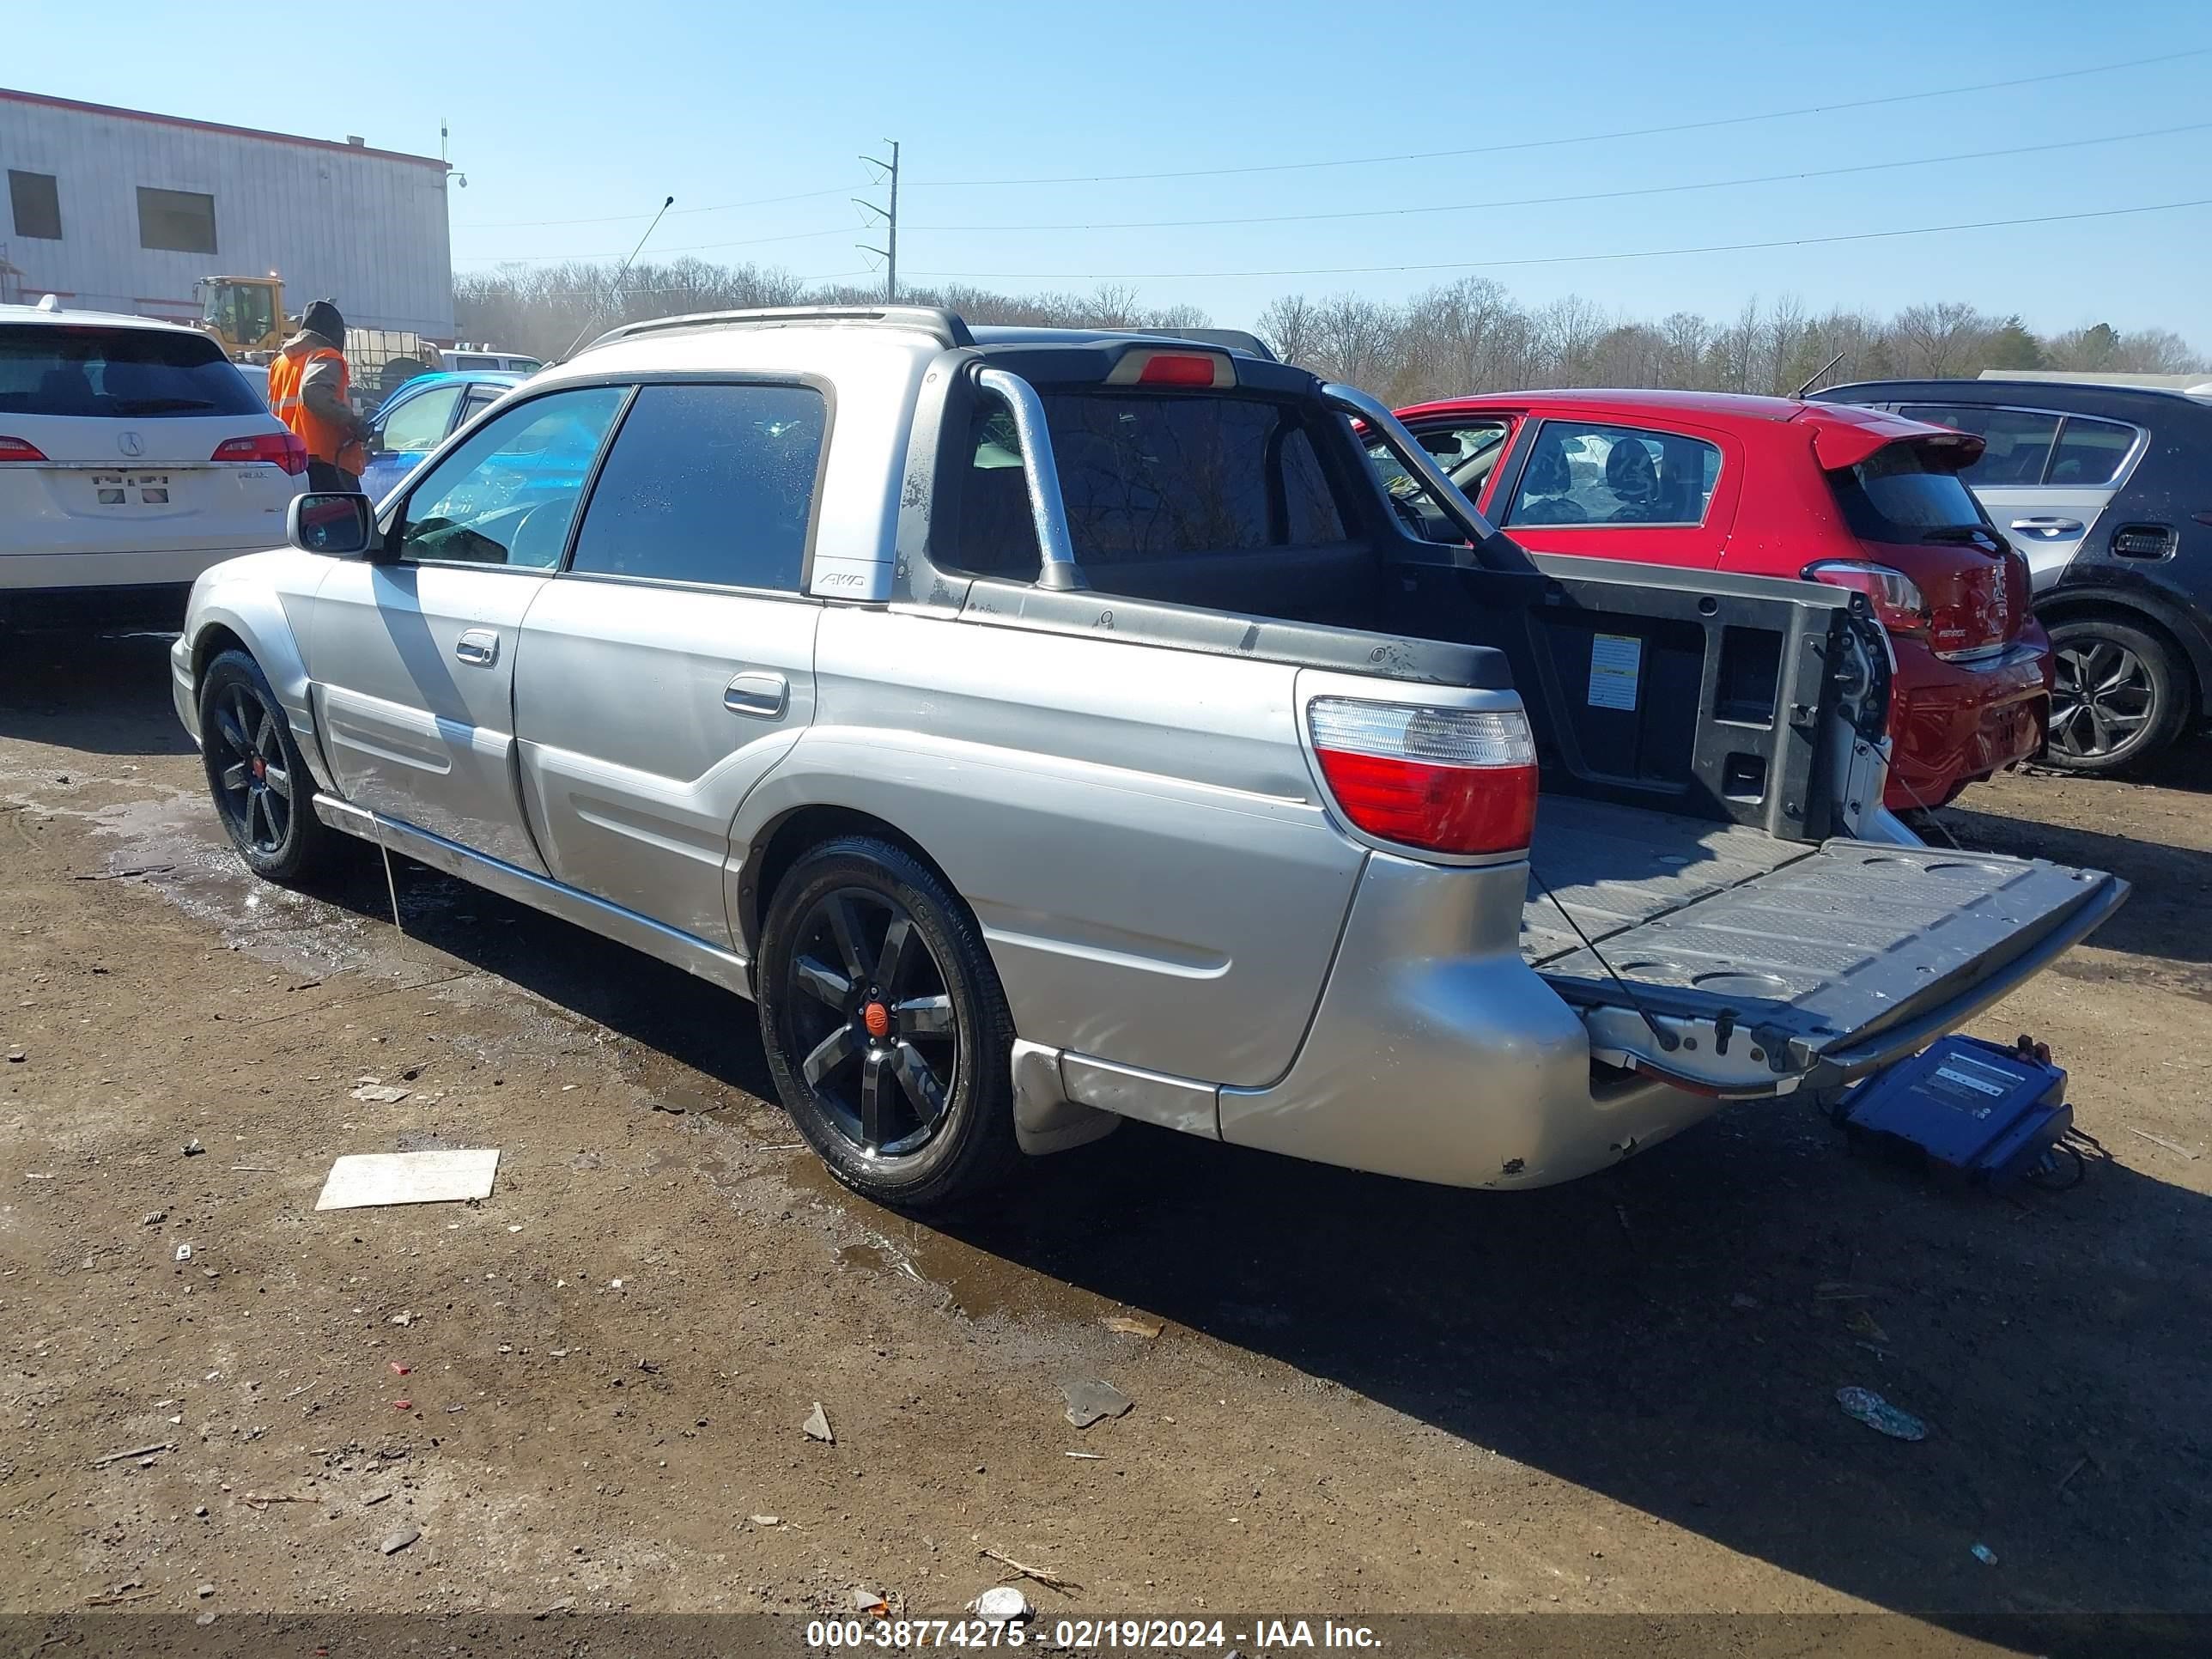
1829, 442, 1993, 542
2047, 416, 2139, 486
1504, 421, 1720, 528
944, 392, 1349, 577
0, 323, 264, 418
568, 382, 825, 591
1899, 404, 2059, 486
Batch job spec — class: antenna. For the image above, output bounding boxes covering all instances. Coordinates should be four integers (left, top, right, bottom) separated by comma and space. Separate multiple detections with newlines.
855, 140, 900, 303
564, 195, 676, 358
1794, 349, 1848, 399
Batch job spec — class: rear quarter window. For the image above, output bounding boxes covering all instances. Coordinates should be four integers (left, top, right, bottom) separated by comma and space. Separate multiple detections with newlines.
0, 324, 265, 418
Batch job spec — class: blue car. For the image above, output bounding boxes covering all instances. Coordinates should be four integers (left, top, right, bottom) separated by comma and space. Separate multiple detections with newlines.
359, 369, 526, 503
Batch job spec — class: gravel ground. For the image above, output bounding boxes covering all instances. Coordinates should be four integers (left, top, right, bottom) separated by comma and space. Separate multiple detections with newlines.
2, 628, 2208, 1641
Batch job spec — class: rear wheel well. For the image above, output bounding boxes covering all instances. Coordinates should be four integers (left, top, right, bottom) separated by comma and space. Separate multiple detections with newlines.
2035, 597, 2202, 722
739, 805, 963, 959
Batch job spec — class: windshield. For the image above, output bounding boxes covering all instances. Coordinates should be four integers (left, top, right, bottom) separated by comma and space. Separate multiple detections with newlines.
1827, 441, 1996, 544
0, 324, 264, 419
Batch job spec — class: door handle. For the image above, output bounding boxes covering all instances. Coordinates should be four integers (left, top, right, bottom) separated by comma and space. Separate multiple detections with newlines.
453, 629, 499, 667
723, 671, 788, 719
2010, 517, 2083, 537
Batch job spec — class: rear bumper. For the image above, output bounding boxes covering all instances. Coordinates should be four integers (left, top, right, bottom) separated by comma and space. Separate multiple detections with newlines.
1884, 634, 2050, 809
1212, 851, 1720, 1189
0, 544, 277, 595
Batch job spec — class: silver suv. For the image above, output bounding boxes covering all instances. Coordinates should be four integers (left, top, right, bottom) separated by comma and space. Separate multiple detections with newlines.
171, 307, 2125, 1211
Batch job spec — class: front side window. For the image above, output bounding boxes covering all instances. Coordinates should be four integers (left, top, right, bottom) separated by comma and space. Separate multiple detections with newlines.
1899, 404, 2060, 487
137, 186, 217, 254
9, 170, 62, 240
395, 386, 628, 568
2047, 416, 2140, 486
378, 383, 464, 453
1504, 421, 1720, 528
568, 382, 826, 590
0, 322, 264, 417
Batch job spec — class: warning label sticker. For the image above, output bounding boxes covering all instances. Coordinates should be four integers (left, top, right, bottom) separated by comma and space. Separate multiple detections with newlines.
1587, 633, 1643, 711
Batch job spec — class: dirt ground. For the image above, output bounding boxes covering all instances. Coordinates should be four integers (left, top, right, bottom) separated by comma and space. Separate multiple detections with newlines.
3, 627, 2209, 1643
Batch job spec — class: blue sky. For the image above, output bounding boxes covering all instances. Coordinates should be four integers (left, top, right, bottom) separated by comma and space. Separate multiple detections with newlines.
12, 0, 2211, 344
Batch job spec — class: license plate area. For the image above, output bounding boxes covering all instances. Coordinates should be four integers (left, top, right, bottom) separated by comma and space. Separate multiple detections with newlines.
90, 472, 174, 507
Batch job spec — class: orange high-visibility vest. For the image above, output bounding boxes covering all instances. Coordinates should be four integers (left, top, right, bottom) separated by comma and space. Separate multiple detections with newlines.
268, 345, 365, 474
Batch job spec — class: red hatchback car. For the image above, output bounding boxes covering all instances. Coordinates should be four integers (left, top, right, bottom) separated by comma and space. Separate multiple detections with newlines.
1382, 391, 2049, 810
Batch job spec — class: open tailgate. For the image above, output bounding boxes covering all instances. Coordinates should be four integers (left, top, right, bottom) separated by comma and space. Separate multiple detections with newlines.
1523, 799, 2128, 1097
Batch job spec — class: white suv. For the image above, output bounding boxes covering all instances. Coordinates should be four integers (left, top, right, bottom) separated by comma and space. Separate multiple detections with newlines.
1, 301, 306, 623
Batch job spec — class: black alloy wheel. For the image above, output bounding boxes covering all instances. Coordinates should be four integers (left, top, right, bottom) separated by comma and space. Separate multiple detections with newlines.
197, 649, 337, 884
757, 836, 1019, 1210
785, 884, 958, 1158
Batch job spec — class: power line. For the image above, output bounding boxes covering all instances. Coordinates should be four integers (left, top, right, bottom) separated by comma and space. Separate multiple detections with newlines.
467, 118, 2212, 264
466, 222, 862, 264
903, 122, 2212, 234
449, 46, 2206, 232
904, 198, 2212, 283
906, 46, 2211, 188
454, 182, 857, 230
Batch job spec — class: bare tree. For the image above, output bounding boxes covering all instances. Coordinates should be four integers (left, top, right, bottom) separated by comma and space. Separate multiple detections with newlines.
1893, 301, 1989, 379
458, 257, 2208, 389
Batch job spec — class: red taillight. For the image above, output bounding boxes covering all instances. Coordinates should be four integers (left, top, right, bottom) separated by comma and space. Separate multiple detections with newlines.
1135, 353, 1220, 386
0, 435, 49, 462
1805, 559, 1928, 639
1309, 697, 1539, 856
212, 431, 308, 475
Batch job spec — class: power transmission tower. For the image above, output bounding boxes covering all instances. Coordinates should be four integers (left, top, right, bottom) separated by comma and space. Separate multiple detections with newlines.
855, 140, 900, 303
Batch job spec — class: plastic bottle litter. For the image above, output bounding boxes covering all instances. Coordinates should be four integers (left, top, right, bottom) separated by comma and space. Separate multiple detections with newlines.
1836, 1386, 1926, 1441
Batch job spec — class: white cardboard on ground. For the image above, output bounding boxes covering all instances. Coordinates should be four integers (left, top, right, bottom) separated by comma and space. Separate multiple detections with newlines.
315, 1149, 501, 1211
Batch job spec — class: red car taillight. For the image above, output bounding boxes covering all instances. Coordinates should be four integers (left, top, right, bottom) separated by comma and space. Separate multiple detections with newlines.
1805, 559, 1929, 639
0, 435, 50, 461
212, 432, 309, 475
1309, 696, 1539, 855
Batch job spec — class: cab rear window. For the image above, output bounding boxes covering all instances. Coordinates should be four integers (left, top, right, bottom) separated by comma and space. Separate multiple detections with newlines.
1827, 441, 1995, 544
0, 324, 265, 418
945, 391, 1350, 577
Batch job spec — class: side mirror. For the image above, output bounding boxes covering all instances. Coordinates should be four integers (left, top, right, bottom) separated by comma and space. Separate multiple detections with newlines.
287, 491, 375, 556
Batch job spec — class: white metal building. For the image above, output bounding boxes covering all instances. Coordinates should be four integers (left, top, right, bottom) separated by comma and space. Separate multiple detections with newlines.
0, 88, 453, 338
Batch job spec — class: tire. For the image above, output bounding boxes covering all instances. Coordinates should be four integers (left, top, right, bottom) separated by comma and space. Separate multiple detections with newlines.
198, 649, 338, 884
2043, 615, 2191, 775
757, 835, 1019, 1212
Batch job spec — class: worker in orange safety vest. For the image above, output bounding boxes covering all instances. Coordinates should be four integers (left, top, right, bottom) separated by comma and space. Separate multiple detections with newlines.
267, 299, 373, 491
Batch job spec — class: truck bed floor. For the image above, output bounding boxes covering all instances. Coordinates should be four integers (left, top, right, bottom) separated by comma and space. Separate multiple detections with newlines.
1521, 796, 1813, 969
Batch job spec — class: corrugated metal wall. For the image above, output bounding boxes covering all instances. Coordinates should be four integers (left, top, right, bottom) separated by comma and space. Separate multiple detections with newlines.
0, 97, 453, 337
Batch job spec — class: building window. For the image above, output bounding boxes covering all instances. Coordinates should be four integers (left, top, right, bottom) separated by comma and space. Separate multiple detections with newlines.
9, 171, 62, 240
137, 186, 217, 254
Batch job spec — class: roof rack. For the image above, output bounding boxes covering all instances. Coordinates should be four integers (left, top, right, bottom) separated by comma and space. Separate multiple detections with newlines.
587, 304, 974, 352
